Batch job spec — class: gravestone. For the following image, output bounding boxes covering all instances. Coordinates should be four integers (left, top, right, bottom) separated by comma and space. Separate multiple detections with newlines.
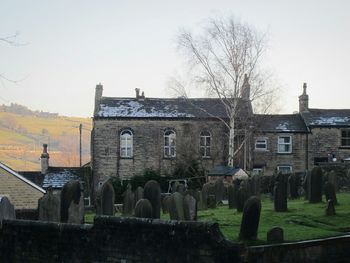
215, 178, 225, 204
327, 171, 338, 192
171, 181, 179, 193
144, 180, 161, 219
169, 192, 185, 220
324, 181, 338, 205
302, 171, 311, 200
274, 173, 288, 212
309, 167, 323, 203
250, 174, 261, 197
239, 196, 261, 241
207, 195, 216, 209
134, 199, 153, 219
197, 191, 206, 210
183, 194, 197, 221
237, 180, 249, 212
267, 227, 284, 243
134, 186, 144, 206
162, 195, 171, 214
61, 180, 83, 223
123, 184, 135, 216
38, 187, 60, 222
228, 184, 236, 209
96, 180, 115, 216
201, 183, 210, 210
288, 173, 299, 199
0, 196, 16, 227
326, 199, 336, 216
176, 184, 186, 195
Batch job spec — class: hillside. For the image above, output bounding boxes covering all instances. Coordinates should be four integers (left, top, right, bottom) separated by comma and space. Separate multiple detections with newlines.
0, 104, 91, 171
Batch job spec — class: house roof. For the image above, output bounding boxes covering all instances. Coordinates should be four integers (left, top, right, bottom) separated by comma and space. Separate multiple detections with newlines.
41, 167, 81, 189
254, 114, 309, 133
208, 165, 240, 176
95, 97, 252, 119
0, 162, 46, 194
302, 109, 350, 127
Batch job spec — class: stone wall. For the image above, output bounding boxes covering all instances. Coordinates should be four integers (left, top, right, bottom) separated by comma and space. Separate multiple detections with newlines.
252, 133, 308, 175
92, 118, 228, 186
0, 216, 240, 263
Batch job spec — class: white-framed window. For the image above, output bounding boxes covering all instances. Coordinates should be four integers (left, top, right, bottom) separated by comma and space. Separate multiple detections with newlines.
164, 129, 176, 158
200, 131, 211, 158
277, 165, 292, 174
277, 135, 292, 153
255, 138, 267, 150
252, 168, 263, 175
341, 129, 350, 147
120, 129, 133, 158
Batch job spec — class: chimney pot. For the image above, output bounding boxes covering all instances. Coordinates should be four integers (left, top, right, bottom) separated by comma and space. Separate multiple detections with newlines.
135, 88, 140, 99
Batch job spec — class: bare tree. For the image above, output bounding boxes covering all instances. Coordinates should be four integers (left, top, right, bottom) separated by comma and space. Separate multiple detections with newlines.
173, 16, 275, 167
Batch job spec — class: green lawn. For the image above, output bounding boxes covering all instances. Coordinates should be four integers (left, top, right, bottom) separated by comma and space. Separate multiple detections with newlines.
85, 193, 350, 244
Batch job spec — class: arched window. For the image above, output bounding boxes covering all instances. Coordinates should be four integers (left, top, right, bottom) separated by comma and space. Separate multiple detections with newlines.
200, 131, 211, 158
164, 129, 176, 158
120, 129, 133, 158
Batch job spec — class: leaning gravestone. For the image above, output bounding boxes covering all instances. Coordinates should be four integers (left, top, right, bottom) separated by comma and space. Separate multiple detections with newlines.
0, 196, 16, 227
123, 184, 135, 216
326, 199, 336, 216
215, 178, 225, 204
144, 180, 161, 219
274, 173, 288, 212
61, 180, 83, 223
38, 187, 60, 222
183, 194, 197, 221
309, 167, 323, 203
239, 196, 261, 241
134, 199, 153, 219
324, 181, 338, 205
267, 227, 284, 243
169, 192, 185, 220
96, 180, 115, 216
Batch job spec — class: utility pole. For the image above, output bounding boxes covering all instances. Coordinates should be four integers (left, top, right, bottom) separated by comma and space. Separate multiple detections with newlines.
79, 123, 82, 167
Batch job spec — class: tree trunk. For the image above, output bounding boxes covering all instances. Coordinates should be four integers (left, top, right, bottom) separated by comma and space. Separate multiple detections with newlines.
228, 117, 235, 167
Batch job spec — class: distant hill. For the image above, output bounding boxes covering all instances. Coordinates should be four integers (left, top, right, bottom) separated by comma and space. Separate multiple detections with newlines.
0, 103, 91, 171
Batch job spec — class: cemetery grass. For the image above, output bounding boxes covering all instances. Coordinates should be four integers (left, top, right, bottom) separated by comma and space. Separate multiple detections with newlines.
85, 193, 350, 245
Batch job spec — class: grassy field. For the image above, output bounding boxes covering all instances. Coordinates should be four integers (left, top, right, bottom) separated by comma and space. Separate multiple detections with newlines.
85, 192, 350, 244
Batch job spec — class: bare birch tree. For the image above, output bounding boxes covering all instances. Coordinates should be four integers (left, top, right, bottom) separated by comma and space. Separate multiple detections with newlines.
173, 16, 274, 167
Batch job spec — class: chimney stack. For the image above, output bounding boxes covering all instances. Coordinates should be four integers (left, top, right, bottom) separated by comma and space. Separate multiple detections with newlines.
299, 82, 309, 113
40, 144, 49, 175
94, 83, 103, 116
241, 74, 251, 100
135, 88, 145, 100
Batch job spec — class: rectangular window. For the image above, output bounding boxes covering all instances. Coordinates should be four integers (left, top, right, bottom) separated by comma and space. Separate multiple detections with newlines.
255, 138, 267, 150
277, 136, 292, 153
277, 165, 292, 174
252, 168, 263, 175
341, 129, 350, 147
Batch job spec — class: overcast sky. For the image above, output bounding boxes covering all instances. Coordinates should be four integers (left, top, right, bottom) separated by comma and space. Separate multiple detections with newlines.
1, 0, 349, 117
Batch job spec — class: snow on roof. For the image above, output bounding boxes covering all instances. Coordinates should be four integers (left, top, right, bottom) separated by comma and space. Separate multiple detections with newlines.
254, 114, 308, 132
303, 109, 350, 127
0, 162, 46, 194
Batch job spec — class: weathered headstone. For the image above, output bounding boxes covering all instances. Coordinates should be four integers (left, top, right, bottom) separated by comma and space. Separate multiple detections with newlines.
144, 180, 161, 219
250, 174, 261, 197
215, 178, 225, 204
326, 199, 336, 216
274, 173, 288, 212
201, 183, 211, 210
0, 196, 15, 227
38, 187, 60, 222
239, 196, 261, 241
207, 194, 216, 209
309, 167, 323, 203
162, 195, 171, 214
183, 194, 197, 221
134, 186, 144, 205
61, 180, 83, 223
302, 171, 310, 200
237, 180, 249, 212
228, 184, 236, 209
123, 184, 135, 216
327, 171, 338, 192
324, 181, 338, 205
169, 192, 185, 220
267, 227, 284, 243
288, 173, 299, 199
96, 180, 115, 216
134, 199, 153, 219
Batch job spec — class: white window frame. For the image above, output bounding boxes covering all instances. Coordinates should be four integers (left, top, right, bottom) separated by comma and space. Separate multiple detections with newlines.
341, 129, 350, 147
200, 131, 211, 158
255, 138, 267, 151
277, 135, 292, 154
277, 165, 292, 174
120, 129, 133, 158
252, 168, 263, 175
164, 129, 176, 158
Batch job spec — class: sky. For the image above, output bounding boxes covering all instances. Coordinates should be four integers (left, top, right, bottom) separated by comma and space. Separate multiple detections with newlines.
1, 0, 349, 117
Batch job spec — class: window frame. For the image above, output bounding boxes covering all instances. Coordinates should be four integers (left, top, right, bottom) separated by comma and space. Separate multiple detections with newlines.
277, 135, 292, 154
277, 165, 292, 174
120, 129, 133, 158
164, 129, 176, 158
341, 129, 350, 147
255, 138, 268, 151
200, 131, 211, 158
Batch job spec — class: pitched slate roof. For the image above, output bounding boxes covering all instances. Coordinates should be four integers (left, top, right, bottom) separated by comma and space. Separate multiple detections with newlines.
95, 97, 252, 119
42, 167, 81, 189
254, 114, 308, 133
302, 109, 350, 127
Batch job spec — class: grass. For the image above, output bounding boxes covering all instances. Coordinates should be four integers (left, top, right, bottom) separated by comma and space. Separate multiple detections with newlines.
85, 193, 350, 244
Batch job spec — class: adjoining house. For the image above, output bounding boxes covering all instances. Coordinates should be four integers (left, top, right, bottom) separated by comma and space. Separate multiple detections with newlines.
0, 161, 45, 210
